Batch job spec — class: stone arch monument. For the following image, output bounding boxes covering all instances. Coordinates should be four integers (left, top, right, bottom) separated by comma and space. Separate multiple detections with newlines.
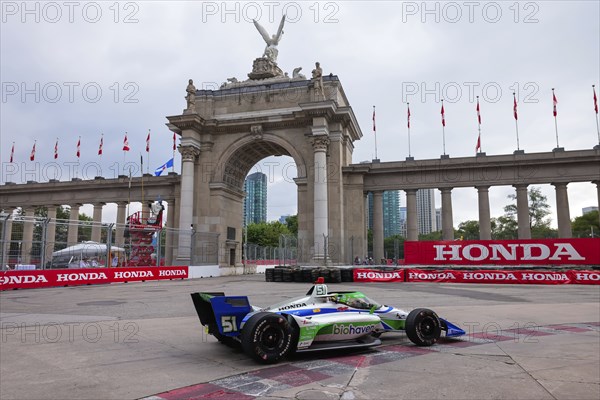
166, 72, 363, 268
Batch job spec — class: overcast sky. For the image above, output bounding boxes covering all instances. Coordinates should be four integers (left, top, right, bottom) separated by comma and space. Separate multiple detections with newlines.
1, 1, 599, 228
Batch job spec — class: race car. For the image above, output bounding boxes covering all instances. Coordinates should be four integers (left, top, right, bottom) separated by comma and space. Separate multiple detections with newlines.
190, 278, 465, 364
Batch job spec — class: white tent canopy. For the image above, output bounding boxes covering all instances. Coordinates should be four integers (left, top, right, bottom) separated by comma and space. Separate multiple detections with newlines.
52, 241, 125, 257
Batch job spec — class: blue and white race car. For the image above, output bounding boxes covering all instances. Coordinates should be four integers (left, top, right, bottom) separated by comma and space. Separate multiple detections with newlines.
191, 278, 465, 363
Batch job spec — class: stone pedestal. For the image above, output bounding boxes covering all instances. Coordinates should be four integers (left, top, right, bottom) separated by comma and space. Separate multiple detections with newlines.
248, 58, 283, 80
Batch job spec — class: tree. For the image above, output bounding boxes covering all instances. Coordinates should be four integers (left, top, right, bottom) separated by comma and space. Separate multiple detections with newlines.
456, 220, 480, 240
418, 231, 443, 241
572, 210, 600, 238
246, 221, 290, 247
496, 186, 556, 239
384, 235, 405, 260
284, 215, 298, 236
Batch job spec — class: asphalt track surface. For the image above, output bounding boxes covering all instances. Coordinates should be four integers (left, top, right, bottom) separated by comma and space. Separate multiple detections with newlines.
0, 274, 598, 400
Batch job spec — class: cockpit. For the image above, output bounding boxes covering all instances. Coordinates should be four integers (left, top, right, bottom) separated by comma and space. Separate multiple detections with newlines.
331, 293, 381, 310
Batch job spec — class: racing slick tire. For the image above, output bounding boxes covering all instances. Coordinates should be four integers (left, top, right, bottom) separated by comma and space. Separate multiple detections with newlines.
241, 312, 297, 364
405, 308, 441, 346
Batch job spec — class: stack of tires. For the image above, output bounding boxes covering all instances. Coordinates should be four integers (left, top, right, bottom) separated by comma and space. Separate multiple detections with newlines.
265, 266, 355, 283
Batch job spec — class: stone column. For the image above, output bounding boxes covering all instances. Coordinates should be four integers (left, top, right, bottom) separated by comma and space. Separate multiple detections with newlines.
45, 206, 58, 267
91, 203, 104, 242
440, 188, 454, 240
115, 202, 127, 247
372, 191, 384, 263
514, 185, 531, 239
67, 204, 81, 246
177, 146, 200, 261
311, 136, 330, 262
553, 182, 572, 238
406, 189, 418, 241
477, 186, 492, 240
21, 207, 35, 265
165, 199, 175, 265
1, 212, 14, 269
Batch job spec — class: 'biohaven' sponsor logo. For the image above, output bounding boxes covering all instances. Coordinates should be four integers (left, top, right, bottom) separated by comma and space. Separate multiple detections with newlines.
356, 271, 403, 280
0, 274, 48, 285
332, 324, 376, 335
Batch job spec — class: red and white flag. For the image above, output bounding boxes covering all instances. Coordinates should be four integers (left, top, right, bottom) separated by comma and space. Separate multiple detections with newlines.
475, 135, 481, 152
98, 135, 103, 155
172, 132, 176, 151
407, 103, 411, 129
146, 130, 150, 152
441, 102, 446, 127
123, 133, 130, 151
9, 143, 14, 163
30, 141, 36, 161
594, 85, 598, 114
476, 97, 481, 125
76, 137, 81, 159
553, 90, 558, 117
54, 139, 58, 159
372, 106, 376, 133
513, 94, 518, 120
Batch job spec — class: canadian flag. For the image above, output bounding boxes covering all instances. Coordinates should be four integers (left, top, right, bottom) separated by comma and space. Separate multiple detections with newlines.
10, 143, 15, 163
146, 130, 150, 152
30, 141, 36, 161
407, 103, 411, 129
553, 90, 558, 117
123, 133, 130, 151
593, 85, 598, 114
76, 138, 81, 158
54, 139, 58, 159
372, 106, 376, 133
513, 94, 518, 120
98, 135, 103, 156
173, 132, 176, 151
441, 101, 446, 127
475, 134, 481, 152
476, 97, 481, 125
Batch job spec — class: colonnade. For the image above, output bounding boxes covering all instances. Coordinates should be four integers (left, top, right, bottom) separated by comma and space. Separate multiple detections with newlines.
368, 182, 600, 258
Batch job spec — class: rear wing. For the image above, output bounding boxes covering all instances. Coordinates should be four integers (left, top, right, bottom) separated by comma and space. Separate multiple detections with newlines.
190, 292, 252, 336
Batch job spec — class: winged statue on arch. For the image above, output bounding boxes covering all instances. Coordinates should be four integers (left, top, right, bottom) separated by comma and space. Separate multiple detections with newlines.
253, 15, 286, 63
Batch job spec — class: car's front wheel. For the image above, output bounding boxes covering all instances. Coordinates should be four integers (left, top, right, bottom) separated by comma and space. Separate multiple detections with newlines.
241, 312, 297, 364
405, 308, 441, 346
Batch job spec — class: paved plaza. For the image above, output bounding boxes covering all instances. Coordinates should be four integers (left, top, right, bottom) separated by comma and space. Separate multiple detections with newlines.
1, 275, 599, 399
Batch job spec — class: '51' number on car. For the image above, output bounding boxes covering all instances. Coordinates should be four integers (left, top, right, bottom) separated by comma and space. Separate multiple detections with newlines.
221, 316, 238, 332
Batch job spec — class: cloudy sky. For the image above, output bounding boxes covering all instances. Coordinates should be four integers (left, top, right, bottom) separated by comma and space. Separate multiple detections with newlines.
1, 1, 599, 228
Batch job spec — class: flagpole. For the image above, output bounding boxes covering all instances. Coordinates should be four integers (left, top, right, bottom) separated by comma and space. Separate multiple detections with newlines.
552, 88, 560, 149
594, 85, 600, 147
55, 137, 59, 180
172, 133, 176, 174
373, 105, 378, 160
407, 103, 412, 158
441, 99, 446, 156
476, 96, 482, 154
513, 93, 521, 151
140, 154, 144, 209
147, 129, 151, 175
76, 136, 80, 179
123, 131, 127, 175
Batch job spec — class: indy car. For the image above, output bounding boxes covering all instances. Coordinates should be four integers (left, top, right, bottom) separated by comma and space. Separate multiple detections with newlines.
191, 278, 465, 364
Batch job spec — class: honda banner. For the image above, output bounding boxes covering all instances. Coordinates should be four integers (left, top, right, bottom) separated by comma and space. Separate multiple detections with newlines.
353, 269, 404, 282
406, 269, 599, 285
0, 266, 189, 291
405, 238, 600, 265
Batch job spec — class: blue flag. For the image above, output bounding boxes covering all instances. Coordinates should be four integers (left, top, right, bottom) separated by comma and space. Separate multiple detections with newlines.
154, 158, 174, 176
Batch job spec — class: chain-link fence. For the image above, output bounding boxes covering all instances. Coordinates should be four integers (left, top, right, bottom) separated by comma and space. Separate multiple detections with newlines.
243, 234, 298, 266
0, 213, 219, 270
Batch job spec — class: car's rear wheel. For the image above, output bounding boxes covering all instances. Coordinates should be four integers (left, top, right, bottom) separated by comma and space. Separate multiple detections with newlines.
405, 308, 441, 346
241, 312, 296, 363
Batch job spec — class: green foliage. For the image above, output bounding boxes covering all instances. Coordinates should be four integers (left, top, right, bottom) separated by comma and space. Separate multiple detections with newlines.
456, 220, 480, 240
572, 210, 600, 238
246, 221, 290, 247
284, 215, 298, 235
418, 231, 443, 241
384, 235, 405, 259
494, 186, 556, 239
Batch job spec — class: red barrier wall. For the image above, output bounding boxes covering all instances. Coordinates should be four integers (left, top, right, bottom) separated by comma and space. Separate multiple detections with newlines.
0, 266, 188, 291
405, 238, 600, 265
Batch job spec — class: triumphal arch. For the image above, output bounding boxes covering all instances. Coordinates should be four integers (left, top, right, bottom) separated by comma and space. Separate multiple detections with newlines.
166, 20, 363, 267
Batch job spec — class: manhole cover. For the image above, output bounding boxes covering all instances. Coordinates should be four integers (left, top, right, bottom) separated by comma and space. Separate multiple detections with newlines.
77, 300, 126, 306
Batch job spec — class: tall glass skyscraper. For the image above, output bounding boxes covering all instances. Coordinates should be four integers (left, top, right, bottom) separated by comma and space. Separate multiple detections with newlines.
367, 190, 401, 238
243, 172, 267, 226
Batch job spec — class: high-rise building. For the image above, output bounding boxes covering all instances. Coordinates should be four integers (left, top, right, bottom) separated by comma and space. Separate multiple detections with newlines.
367, 190, 401, 238
582, 206, 598, 215
399, 206, 407, 237
435, 208, 442, 232
416, 189, 437, 235
243, 172, 267, 226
